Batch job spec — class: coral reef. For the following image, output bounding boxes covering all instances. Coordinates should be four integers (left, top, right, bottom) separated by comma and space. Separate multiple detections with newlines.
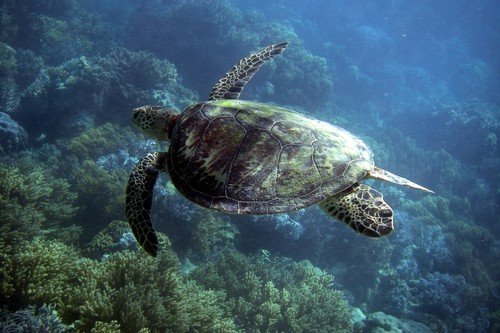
0, 305, 70, 333
16, 48, 196, 141
0, 42, 20, 114
408, 99, 499, 164
125, 0, 332, 111
0, 1, 498, 331
0, 161, 78, 257
191, 251, 352, 332
62, 248, 236, 332
2, 237, 237, 332
1, 238, 80, 310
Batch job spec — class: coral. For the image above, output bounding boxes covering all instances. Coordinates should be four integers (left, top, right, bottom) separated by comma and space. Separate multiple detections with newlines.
0, 161, 78, 256
0, 112, 27, 154
411, 272, 490, 331
393, 211, 453, 276
271, 213, 305, 240
1, 238, 80, 310
190, 212, 238, 261
1, 0, 109, 62
17, 49, 196, 141
0, 42, 20, 114
70, 159, 128, 233
64, 123, 138, 160
2, 235, 236, 332
90, 320, 121, 333
14, 49, 44, 89
0, 41, 17, 83
450, 59, 492, 99
412, 99, 499, 163
85, 220, 134, 258
126, 0, 332, 110
61, 242, 236, 332
191, 251, 352, 332
0, 305, 70, 333
445, 219, 496, 288
353, 311, 431, 333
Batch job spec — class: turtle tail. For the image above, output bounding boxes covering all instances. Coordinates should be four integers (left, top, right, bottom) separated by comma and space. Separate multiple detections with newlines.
126, 152, 167, 256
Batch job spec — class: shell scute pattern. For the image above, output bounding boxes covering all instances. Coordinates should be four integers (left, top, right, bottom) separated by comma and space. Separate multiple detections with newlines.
167, 100, 374, 214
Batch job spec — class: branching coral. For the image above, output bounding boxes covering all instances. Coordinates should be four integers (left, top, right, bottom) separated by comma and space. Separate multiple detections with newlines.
0, 42, 20, 114
61, 240, 236, 332
18, 49, 196, 141
2, 236, 237, 332
1, 238, 80, 310
0, 304, 70, 333
191, 251, 352, 332
0, 162, 78, 255
125, 0, 332, 111
190, 212, 238, 261
411, 272, 490, 331
70, 159, 128, 231
64, 123, 137, 160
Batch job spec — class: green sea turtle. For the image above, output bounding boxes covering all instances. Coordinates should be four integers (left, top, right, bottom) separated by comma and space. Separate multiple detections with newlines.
126, 42, 432, 256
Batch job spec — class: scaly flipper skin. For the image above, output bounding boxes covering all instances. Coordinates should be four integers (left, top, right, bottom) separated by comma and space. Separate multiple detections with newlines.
208, 41, 288, 100
319, 183, 394, 237
125, 152, 167, 256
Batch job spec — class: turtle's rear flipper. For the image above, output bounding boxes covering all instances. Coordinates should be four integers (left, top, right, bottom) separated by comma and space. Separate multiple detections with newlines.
319, 183, 394, 237
369, 167, 434, 193
126, 152, 167, 256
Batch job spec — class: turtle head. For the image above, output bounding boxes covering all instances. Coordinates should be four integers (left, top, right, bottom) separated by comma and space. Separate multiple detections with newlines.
132, 105, 179, 141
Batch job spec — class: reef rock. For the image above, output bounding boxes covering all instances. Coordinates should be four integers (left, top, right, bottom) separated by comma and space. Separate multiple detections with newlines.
354, 311, 430, 333
0, 112, 27, 154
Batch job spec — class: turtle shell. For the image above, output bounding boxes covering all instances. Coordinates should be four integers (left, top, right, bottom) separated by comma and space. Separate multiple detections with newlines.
167, 100, 374, 214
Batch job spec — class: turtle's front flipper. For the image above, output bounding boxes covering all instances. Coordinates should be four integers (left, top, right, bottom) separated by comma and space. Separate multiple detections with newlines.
209, 41, 288, 100
319, 183, 394, 237
126, 152, 167, 256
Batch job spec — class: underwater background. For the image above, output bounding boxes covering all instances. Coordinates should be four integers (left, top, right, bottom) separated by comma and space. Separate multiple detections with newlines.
0, 0, 499, 332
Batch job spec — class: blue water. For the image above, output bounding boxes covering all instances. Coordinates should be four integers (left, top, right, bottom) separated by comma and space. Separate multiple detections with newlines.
0, 1, 498, 332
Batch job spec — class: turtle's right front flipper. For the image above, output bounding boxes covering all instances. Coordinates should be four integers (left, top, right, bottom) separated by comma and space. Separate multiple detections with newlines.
126, 152, 167, 257
209, 41, 288, 100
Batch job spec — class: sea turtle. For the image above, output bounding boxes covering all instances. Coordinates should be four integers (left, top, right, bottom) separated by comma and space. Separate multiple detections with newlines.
126, 42, 432, 256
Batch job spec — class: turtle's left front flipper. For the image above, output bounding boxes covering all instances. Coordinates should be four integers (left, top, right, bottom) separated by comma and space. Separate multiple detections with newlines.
319, 183, 394, 237
126, 152, 167, 257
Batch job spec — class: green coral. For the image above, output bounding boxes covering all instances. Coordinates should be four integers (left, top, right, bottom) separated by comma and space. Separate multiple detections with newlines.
190, 212, 238, 260
0, 162, 78, 254
0, 42, 19, 113
64, 123, 137, 160
1, 238, 80, 310
62, 239, 236, 332
70, 159, 128, 233
2, 236, 237, 332
86, 220, 131, 257
191, 251, 352, 332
